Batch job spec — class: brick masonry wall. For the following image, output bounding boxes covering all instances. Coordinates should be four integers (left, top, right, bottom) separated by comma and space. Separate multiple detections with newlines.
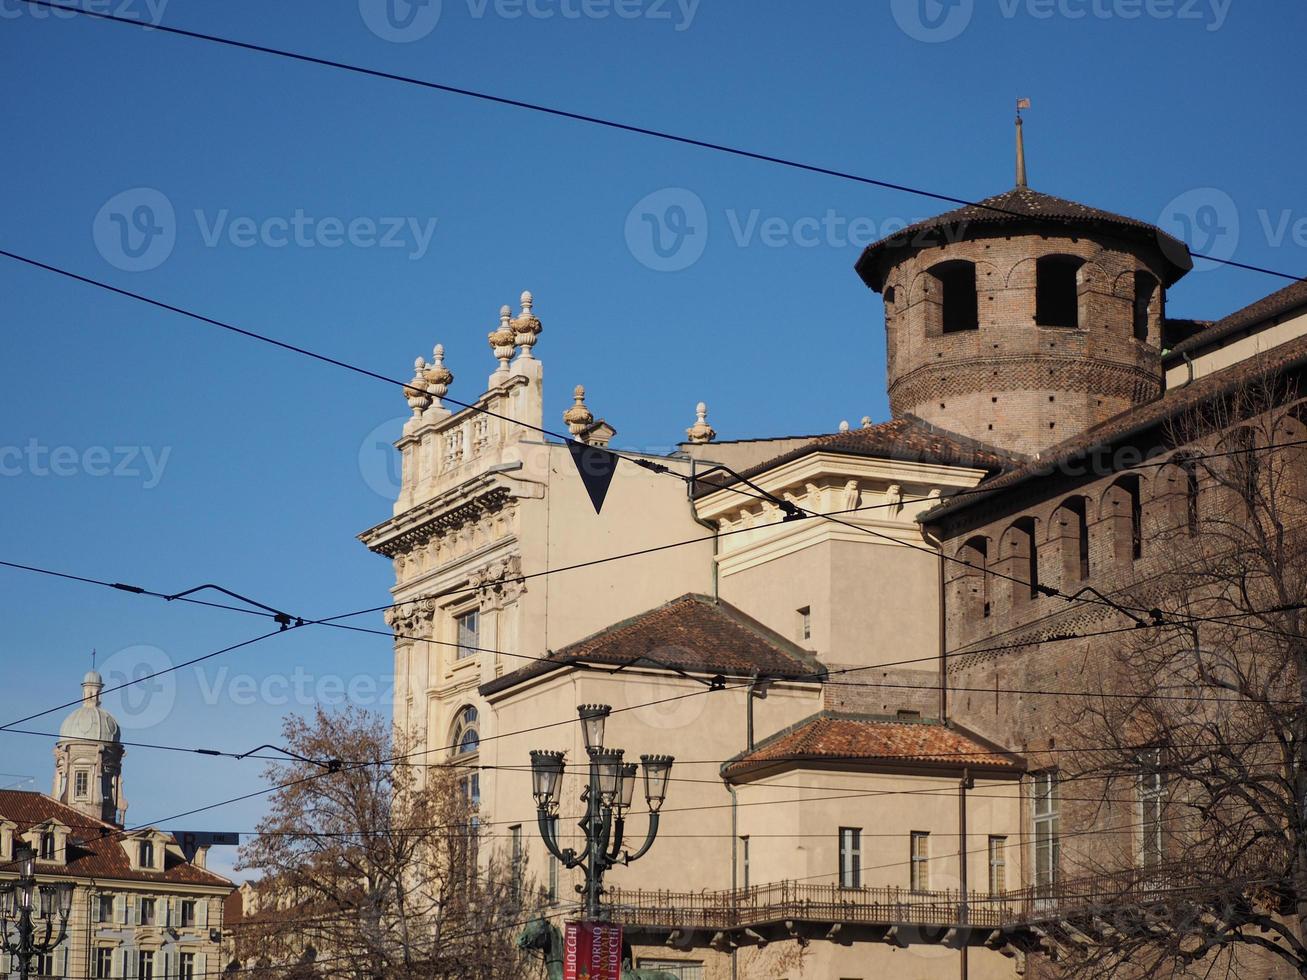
821, 664, 941, 719
880, 230, 1170, 455
931, 398, 1307, 938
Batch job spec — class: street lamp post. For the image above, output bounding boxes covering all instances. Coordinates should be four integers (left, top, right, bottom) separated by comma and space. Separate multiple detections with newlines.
1, 844, 75, 980
531, 704, 674, 920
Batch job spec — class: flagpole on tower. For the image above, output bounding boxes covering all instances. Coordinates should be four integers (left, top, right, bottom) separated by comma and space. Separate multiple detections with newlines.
1015, 98, 1031, 188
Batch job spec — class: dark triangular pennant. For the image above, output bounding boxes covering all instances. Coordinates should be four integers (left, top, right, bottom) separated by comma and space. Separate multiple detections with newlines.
567, 440, 619, 514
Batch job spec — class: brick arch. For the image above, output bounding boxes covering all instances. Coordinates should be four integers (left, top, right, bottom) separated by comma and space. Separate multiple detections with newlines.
996, 516, 1042, 612
950, 535, 993, 636
1154, 451, 1203, 537
1098, 475, 1144, 565
1050, 494, 1092, 588
1273, 398, 1307, 437
1110, 268, 1139, 299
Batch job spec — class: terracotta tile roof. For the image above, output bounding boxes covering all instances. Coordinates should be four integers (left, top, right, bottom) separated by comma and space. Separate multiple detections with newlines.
924, 329, 1307, 523
1164, 277, 1307, 362
0, 790, 232, 888
855, 186, 1192, 290
692, 415, 1021, 499
722, 712, 1022, 780
481, 595, 822, 697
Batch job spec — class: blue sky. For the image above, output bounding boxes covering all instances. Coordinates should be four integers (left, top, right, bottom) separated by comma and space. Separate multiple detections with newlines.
1, 0, 1304, 880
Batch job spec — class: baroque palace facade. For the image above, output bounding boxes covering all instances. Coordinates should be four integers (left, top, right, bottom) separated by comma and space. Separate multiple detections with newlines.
359, 174, 1307, 977
0, 672, 231, 979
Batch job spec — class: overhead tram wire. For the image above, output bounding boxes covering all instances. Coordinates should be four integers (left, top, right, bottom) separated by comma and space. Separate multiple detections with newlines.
13, 429, 1303, 637
2, 551, 1303, 751
0, 626, 294, 733
14, 0, 1306, 287
4, 245, 1298, 640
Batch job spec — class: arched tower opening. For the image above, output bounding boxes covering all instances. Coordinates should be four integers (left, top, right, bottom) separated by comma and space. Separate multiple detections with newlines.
855, 186, 1192, 456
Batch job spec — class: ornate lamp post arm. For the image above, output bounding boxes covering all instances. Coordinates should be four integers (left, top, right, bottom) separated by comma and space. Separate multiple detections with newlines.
621, 812, 662, 865
604, 813, 626, 864
535, 808, 582, 869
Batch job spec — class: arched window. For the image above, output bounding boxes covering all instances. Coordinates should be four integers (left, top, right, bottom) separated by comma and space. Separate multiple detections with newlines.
452, 706, 479, 756
1132, 272, 1158, 341
1035, 255, 1085, 328
884, 285, 897, 307
451, 705, 481, 809
929, 260, 978, 333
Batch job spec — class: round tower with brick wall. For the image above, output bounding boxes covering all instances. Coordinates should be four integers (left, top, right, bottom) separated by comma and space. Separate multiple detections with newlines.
855, 186, 1193, 456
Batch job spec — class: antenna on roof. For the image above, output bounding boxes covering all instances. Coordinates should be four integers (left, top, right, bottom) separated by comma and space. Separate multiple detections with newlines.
1015, 98, 1031, 188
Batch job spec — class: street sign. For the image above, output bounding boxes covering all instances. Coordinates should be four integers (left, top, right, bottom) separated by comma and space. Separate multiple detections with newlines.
563, 921, 622, 980
176, 831, 239, 862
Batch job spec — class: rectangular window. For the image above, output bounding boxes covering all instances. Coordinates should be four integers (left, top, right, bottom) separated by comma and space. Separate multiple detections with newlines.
34, 952, 54, 976
910, 832, 930, 892
139, 896, 156, 926
137, 950, 155, 980
797, 606, 811, 642
838, 827, 861, 889
179, 952, 196, 980
40, 832, 56, 860
139, 839, 154, 868
95, 947, 115, 978
180, 899, 196, 928
1139, 749, 1164, 868
546, 816, 559, 904
456, 609, 480, 660
97, 894, 114, 924
510, 824, 523, 898
741, 836, 750, 890
636, 960, 703, 979
988, 836, 1007, 895
1034, 772, 1060, 899
75, 770, 90, 798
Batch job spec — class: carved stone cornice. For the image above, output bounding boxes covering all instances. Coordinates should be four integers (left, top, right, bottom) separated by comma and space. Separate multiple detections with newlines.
362, 485, 512, 559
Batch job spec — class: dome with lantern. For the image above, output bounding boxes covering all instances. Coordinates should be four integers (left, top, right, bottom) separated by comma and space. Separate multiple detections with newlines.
57, 670, 122, 744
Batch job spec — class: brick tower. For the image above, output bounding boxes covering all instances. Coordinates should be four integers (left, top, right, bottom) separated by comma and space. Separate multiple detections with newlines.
854, 162, 1193, 456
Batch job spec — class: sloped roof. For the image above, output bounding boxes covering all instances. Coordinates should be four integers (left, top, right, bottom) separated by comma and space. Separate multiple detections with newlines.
855, 186, 1193, 290
1164, 276, 1307, 362
480, 594, 822, 697
0, 790, 232, 888
692, 415, 1021, 499
722, 712, 1022, 781
923, 329, 1307, 524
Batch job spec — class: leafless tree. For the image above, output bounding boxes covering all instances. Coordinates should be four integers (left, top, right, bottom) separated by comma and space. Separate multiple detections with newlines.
1050, 375, 1307, 978
233, 707, 539, 979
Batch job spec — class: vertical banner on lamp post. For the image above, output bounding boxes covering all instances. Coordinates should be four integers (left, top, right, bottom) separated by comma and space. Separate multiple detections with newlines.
563, 921, 623, 980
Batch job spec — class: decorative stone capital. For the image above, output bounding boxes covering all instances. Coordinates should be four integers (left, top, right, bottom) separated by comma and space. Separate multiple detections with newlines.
511, 290, 542, 359
386, 597, 439, 638
423, 344, 454, 408
686, 401, 716, 444
469, 554, 525, 609
564, 385, 594, 436
405, 357, 432, 417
